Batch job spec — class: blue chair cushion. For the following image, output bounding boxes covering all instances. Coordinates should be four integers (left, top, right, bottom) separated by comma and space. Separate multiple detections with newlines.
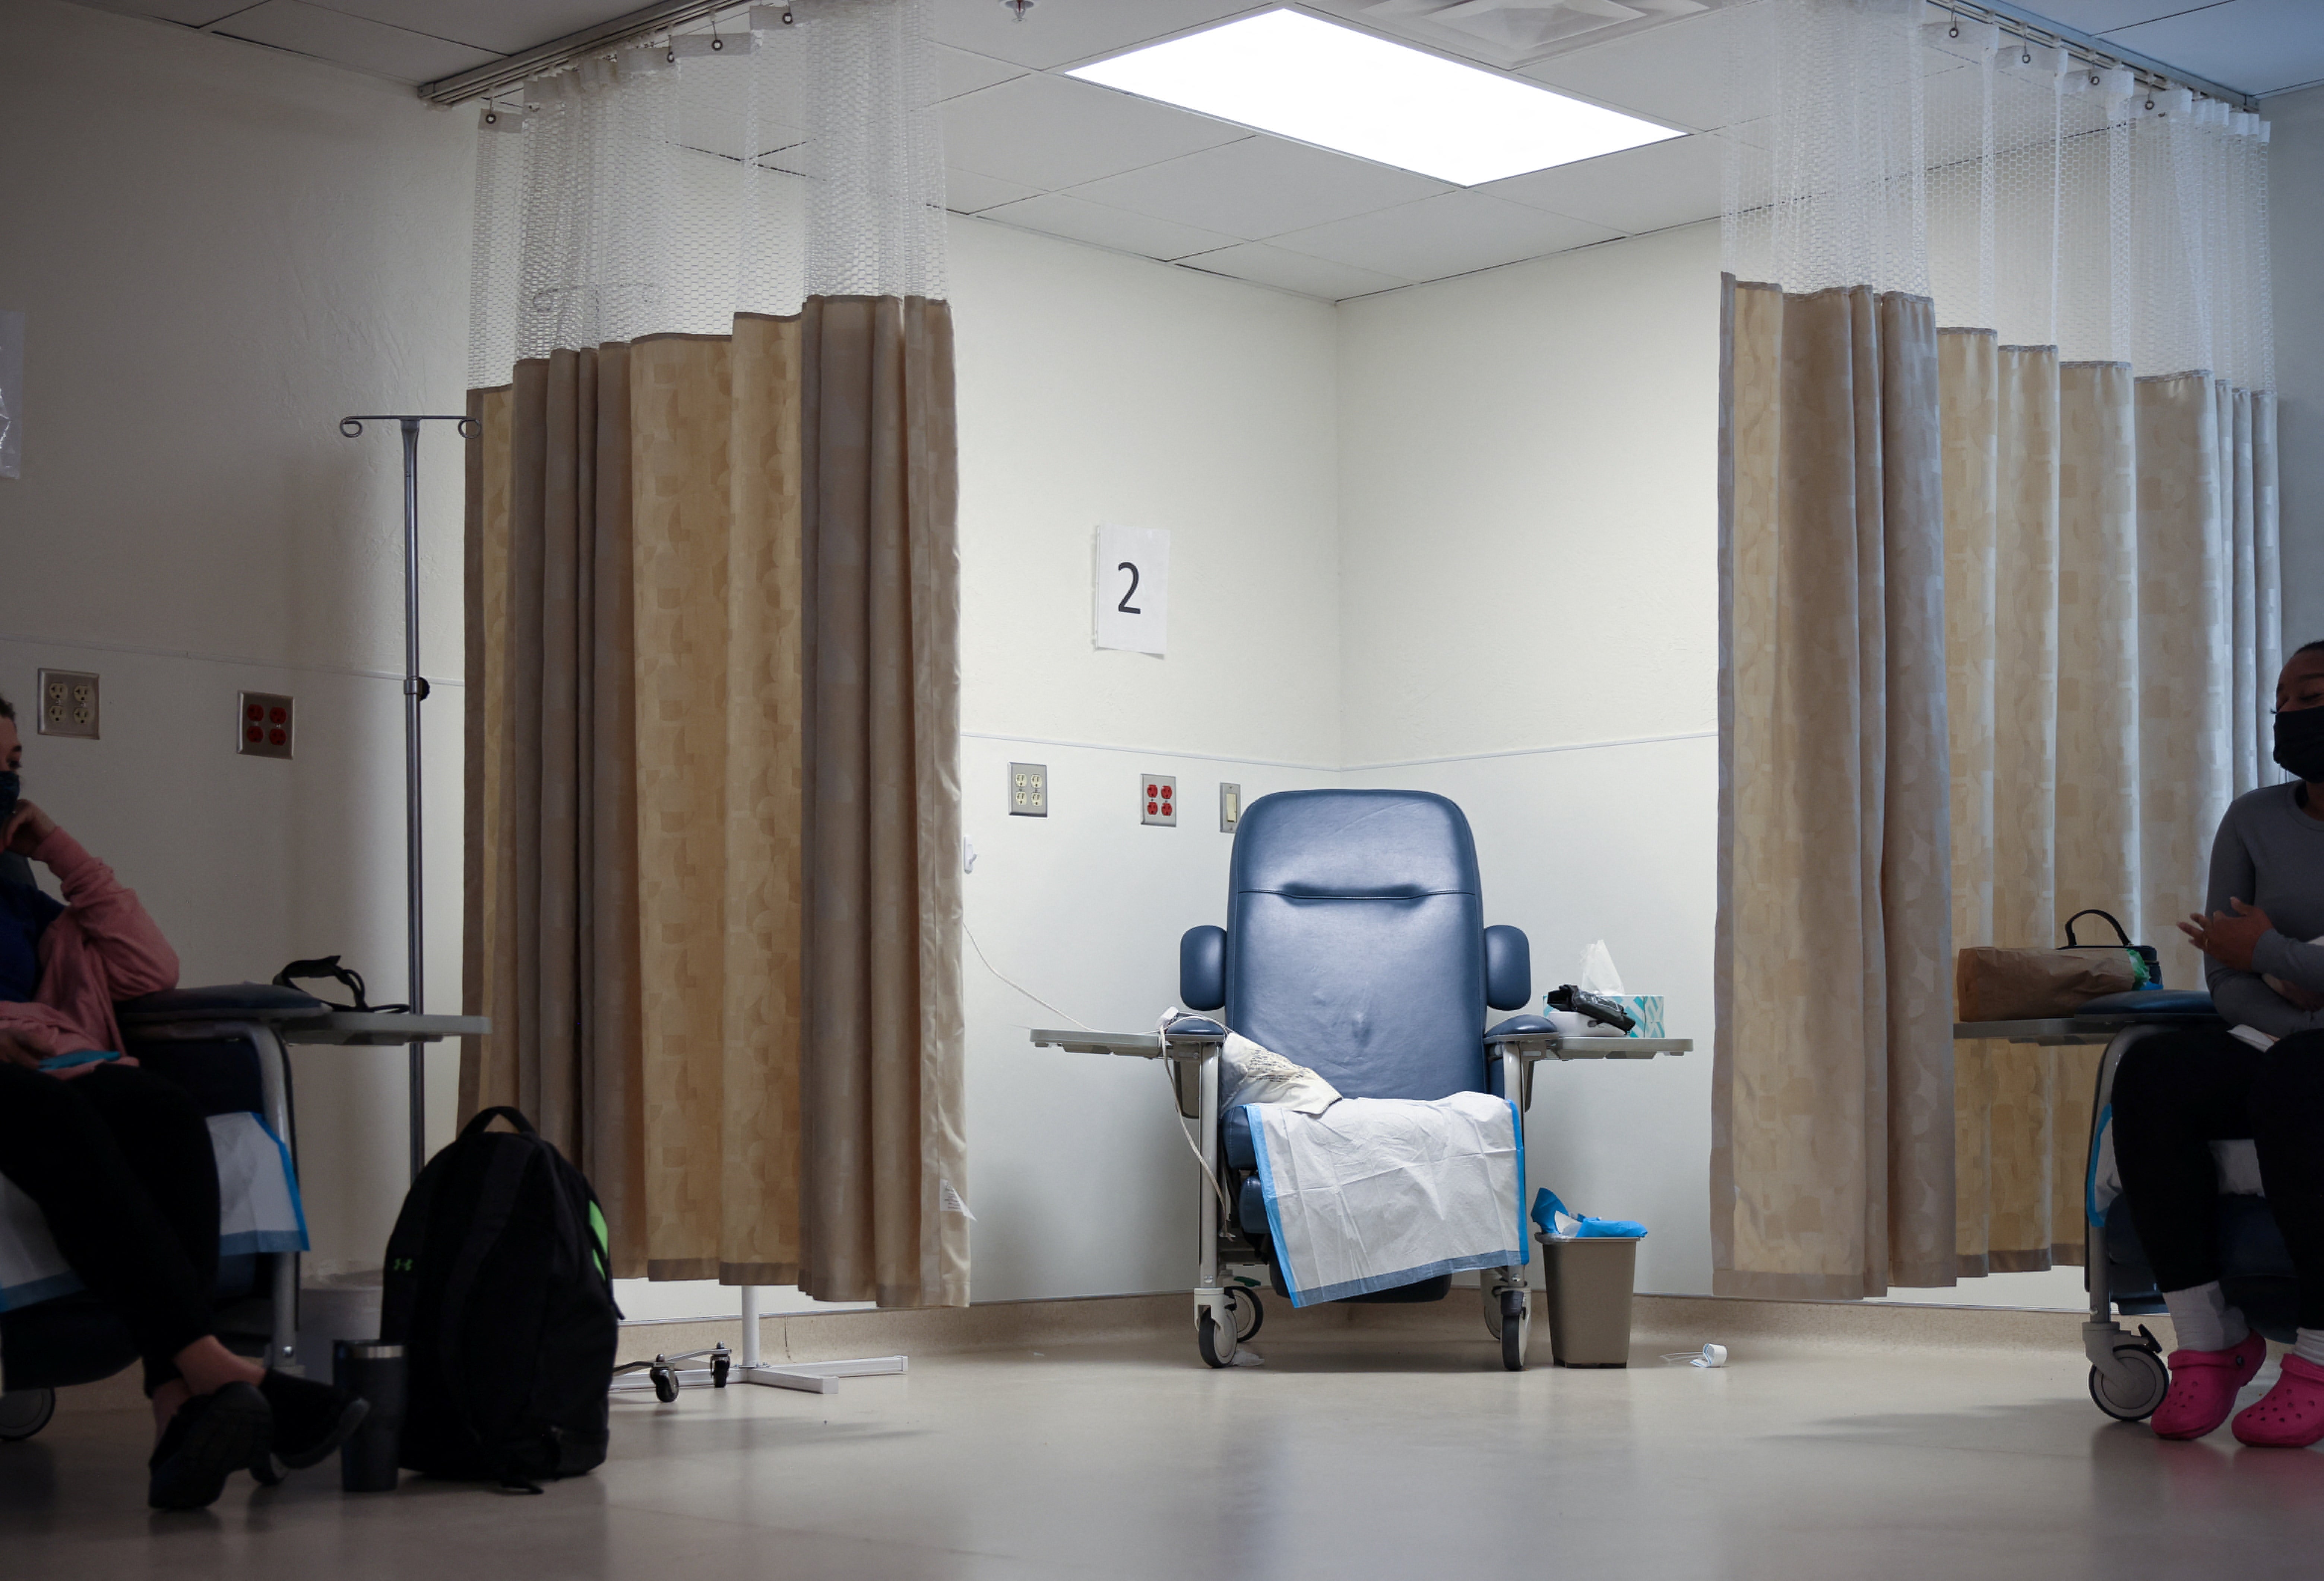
1225, 1105, 1257, 1170
1226, 790, 1486, 1102
1487, 1014, 1557, 1038
1165, 1016, 1226, 1040
2077, 989, 2217, 1020
1237, 1174, 1269, 1236
1180, 927, 1226, 1013
1484, 925, 1530, 1012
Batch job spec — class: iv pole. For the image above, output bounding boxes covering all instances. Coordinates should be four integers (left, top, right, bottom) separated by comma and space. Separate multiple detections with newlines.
339, 413, 475, 1181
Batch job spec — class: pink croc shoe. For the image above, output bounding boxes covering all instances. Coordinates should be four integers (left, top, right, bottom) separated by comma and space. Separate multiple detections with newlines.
2232, 1353, 2324, 1448
2152, 1331, 2268, 1440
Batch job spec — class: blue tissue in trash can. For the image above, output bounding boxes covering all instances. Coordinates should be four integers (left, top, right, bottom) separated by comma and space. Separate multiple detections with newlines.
1532, 1188, 1647, 1240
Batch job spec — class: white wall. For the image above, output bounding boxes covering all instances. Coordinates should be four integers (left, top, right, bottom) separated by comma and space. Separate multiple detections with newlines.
949, 219, 1345, 1302
2271, 82, 2324, 652
1336, 224, 1723, 1295
0, 0, 472, 1275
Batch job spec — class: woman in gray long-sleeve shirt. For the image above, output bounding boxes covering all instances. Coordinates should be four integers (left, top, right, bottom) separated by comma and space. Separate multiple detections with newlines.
2111, 641, 2324, 1448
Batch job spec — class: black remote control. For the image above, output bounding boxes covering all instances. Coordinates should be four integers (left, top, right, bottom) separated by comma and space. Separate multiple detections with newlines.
1546, 983, 1636, 1034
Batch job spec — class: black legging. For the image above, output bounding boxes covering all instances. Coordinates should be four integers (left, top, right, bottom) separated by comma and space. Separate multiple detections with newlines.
0, 1061, 220, 1393
2111, 1025, 2324, 1331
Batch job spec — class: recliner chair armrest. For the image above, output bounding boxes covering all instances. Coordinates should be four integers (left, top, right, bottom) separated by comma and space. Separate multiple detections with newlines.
1180, 926, 1226, 1011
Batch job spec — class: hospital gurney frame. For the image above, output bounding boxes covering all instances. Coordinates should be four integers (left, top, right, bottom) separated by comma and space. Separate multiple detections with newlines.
1032, 1024, 1692, 1345
1953, 1013, 2197, 1421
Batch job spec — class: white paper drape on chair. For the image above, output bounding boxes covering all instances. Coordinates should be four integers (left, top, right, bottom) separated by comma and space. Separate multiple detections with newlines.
1717, 0, 2278, 1294
461, 0, 968, 1308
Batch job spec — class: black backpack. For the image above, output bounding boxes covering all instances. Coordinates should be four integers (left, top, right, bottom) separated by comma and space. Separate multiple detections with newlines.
380, 1106, 621, 1489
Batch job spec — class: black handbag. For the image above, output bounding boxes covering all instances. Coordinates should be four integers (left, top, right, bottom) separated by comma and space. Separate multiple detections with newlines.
2062, 909, 2161, 990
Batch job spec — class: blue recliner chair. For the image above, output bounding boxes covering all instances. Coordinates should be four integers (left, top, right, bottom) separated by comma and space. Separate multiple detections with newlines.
0, 962, 324, 1443
2078, 989, 2301, 1422
1032, 788, 1684, 1372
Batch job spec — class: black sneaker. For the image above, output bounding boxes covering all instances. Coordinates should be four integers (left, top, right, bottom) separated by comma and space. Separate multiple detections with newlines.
148, 1382, 271, 1510
259, 1370, 370, 1471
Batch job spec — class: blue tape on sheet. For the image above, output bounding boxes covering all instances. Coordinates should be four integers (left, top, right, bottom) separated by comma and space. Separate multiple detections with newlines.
2086, 1102, 2112, 1227
1249, 1105, 1304, 1305
258, 1114, 310, 1250
1508, 1096, 1529, 1268
0, 1270, 86, 1313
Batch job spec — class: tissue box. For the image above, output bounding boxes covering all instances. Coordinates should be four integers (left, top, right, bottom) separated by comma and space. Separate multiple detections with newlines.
1618, 996, 1664, 1038
1542, 995, 1665, 1037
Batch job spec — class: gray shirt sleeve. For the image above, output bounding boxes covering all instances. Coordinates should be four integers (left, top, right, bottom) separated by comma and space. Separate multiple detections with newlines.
2205, 801, 2324, 1037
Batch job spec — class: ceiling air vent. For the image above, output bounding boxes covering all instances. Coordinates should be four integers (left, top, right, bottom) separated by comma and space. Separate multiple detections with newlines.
1355, 0, 1734, 70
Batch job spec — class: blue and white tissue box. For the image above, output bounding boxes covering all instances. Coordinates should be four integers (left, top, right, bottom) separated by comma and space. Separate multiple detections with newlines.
1619, 996, 1665, 1039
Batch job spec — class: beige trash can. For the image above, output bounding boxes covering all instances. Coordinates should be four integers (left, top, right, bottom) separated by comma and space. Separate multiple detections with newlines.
1538, 1234, 1640, 1368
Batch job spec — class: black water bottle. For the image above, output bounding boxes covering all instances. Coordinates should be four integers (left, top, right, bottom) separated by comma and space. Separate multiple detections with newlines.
333, 1340, 406, 1493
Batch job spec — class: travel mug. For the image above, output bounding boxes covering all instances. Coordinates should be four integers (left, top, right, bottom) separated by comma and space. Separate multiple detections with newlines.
333, 1340, 406, 1493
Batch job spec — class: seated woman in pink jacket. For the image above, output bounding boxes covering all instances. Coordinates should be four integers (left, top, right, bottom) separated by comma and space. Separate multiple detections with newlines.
0, 696, 362, 1509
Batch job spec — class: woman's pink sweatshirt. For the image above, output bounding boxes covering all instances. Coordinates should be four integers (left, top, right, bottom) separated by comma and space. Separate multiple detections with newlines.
0, 826, 180, 1058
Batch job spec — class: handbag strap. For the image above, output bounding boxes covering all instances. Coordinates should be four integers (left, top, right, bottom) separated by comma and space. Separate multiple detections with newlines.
2062, 909, 2134, 949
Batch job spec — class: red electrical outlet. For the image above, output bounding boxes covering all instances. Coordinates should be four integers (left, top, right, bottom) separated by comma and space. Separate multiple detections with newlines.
1142, 773, 1176, 827
237, 691, 294, 760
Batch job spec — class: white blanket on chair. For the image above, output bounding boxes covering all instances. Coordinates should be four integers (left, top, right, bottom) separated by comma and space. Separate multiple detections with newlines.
1248, 1091, 1527, 1307
0, 1111, 307, 1312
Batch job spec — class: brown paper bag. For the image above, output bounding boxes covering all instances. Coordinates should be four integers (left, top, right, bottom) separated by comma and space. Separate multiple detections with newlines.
1955, 947, 2140, 1023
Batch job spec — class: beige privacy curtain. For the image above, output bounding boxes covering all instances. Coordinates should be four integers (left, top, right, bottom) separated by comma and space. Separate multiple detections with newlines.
1714, 281, 1956, 1299
1718, 0, 2277, 1295
460, 0, 966, 1306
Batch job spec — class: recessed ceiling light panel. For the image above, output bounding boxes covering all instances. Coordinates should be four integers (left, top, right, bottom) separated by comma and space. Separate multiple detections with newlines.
1066, 9, 1682, 187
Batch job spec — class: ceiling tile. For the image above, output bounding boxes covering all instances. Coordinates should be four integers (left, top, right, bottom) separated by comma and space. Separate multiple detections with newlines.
210, 0, 496, 82
2108, 0, 2321, 96
76, 0, 266, 23
1069, 136, 1450, 241
1519, 11, 1750, 132
943, 72, 1248, 190
1177, 242, 1410, 301
928, 0, 1263, 71
1267, 190, 1617, 281
934, 41, 1028, 99
300, 0, 607, 55
979, 192, 1239, 260
945, 167, 1042, 212
1481, 132, 1726, 234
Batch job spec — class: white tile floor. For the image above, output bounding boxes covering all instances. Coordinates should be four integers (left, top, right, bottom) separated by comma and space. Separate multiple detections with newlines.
11, 1318, 2324, 1579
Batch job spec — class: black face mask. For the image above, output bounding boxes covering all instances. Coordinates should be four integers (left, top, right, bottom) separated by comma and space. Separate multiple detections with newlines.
2274, 707, 2324, 783
0, 771, 17, 824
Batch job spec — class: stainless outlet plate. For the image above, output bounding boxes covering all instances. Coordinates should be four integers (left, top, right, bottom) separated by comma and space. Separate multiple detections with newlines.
238, 691, 294, 759
1142, 773, 1176, 827
36, 669, 99, 739
1009, 762, 1047, 817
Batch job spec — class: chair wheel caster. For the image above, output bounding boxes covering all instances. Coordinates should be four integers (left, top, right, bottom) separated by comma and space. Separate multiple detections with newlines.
1197, 1312, 1236, 1369
1224, 1287, 1263, 1343
1499, 1288, 1529, 1372
2090, 1346, 2169, 1421
650, 1363, 680, 1403
0, 1388, 55, 1443
711, 1346, 731, 1388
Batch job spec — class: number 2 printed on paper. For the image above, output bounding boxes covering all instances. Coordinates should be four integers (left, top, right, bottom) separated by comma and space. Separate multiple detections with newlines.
1095, 525, 1168, 656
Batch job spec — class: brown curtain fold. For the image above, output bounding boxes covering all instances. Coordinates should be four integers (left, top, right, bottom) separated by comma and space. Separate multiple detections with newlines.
798, 296, 968, 1309
464, 302, 963, 1307
1714, 278, 1957, 1300
462, 354, 648, 1276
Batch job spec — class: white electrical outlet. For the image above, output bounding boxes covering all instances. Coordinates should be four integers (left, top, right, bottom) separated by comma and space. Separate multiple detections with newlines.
238, 691, 294, 759
1142, 774, 1176, 827
36, 669, 98, 739
1009, 762, 1047, 817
